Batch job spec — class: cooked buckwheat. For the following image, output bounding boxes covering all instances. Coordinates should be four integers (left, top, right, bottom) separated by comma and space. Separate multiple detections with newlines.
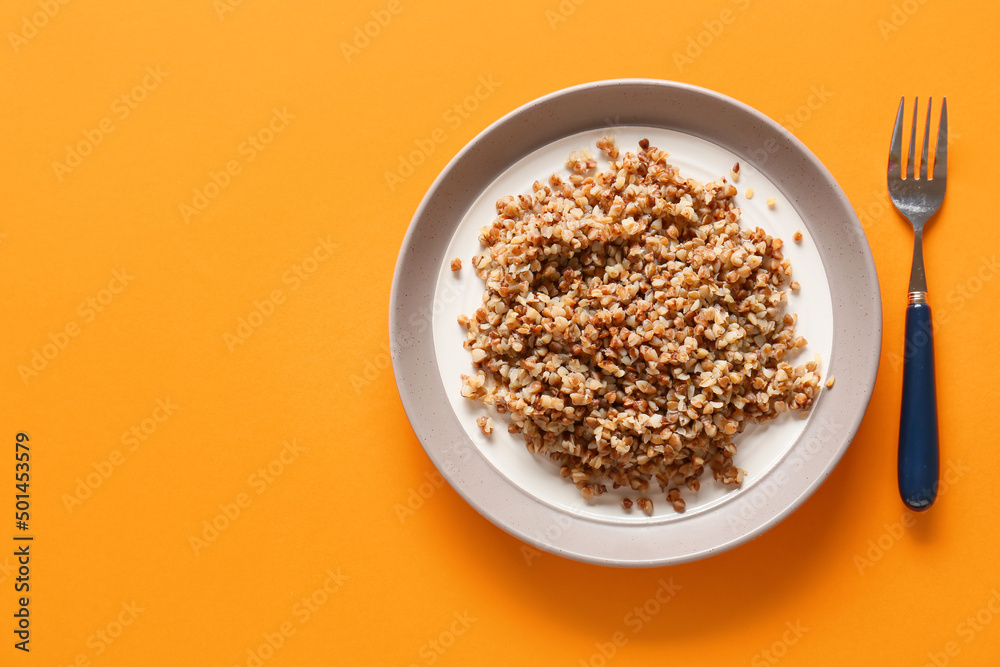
458, 138, 821, 513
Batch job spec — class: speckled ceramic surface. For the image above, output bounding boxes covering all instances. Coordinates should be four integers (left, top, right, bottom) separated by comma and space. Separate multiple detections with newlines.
390, 80, 881, 567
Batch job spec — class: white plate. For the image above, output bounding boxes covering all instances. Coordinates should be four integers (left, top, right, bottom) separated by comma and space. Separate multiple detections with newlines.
390, 80, 881, 567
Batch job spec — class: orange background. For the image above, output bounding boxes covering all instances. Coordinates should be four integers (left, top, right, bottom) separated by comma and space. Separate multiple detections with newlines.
2, 0, 999, 665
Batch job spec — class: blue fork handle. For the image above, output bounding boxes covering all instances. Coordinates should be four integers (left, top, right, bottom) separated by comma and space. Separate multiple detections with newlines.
898, 302, 939, 510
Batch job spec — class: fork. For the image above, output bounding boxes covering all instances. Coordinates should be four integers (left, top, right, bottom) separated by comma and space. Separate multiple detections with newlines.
887, 97, 947, 511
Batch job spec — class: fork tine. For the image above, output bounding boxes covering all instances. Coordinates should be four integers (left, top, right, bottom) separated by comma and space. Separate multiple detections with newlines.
889, 97, 905, 176
933, 98, 947, 180
906, 97, 918, 180
919, 98, 931, 180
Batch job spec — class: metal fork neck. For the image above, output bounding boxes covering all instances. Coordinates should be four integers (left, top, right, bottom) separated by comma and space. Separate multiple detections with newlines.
908, 228, 928, 295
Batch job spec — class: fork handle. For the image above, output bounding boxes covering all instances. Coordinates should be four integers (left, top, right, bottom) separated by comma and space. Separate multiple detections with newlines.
898, 297, 939, 511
